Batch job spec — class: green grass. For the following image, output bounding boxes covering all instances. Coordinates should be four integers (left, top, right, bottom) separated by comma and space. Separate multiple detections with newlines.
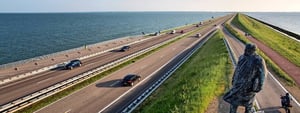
134, 31, 233, 113
224, 14, 295, 86
232, 13, 300, 67
15, 26, 203, 113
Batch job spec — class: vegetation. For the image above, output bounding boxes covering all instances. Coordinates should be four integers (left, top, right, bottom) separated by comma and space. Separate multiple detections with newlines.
224, 15, 295, 86
134, 31, 233, 113
232, 13, 300, 67
15, 26, 203, 113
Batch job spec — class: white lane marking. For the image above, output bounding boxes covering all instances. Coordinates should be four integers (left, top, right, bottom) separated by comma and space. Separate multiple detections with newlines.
98, 43, 184, 113
268, 71, 300, 107
65, 109, 71, 113
98, 29, 211, 112
109, 81, 120, 87
37, 77, 53, 84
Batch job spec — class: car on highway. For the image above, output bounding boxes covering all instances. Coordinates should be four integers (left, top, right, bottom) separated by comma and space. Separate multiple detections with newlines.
120, 45, 131, 52
65, 59, 82, 70
122, 74, 141, 86
170, 30, 176, 34
196, 33, 201, 38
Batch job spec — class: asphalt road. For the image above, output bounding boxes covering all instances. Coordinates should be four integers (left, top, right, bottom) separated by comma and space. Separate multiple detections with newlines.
222, 24, 300, 113
0, 23, 198, 106
35, 15, 233, 113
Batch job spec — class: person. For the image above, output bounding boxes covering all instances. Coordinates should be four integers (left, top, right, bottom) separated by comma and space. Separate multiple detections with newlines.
223, 43, 267, 113
281, 93, 292, 107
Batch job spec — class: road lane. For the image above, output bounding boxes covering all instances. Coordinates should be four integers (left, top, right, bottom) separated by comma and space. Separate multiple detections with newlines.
36, 15, 232, 113
0, 24, 200, 106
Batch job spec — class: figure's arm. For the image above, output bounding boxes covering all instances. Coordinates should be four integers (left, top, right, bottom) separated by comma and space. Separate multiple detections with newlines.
257, 58, 267, 90
232, 56, 243, 85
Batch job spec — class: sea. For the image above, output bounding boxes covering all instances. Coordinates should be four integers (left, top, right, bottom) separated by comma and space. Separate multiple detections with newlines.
245, 12, 300, 36
0, 12, 299, 65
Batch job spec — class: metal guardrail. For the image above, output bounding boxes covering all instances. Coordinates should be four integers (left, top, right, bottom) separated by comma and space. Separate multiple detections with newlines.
121, 28, 217, 113
223, 37, 259, 113
0, 35, 160, 85
223, 28, 300, 113
0, 28, 194, 113
0, 36, 140, 70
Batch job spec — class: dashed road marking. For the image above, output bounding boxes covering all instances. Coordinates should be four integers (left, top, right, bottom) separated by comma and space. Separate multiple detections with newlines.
65, 109, 71, 113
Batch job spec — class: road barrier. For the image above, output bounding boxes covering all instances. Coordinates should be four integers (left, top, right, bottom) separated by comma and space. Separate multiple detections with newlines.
0, 27, 198, 113
0, 35, 161, 85
223, 26, 300, 112
121, 28, 217, 113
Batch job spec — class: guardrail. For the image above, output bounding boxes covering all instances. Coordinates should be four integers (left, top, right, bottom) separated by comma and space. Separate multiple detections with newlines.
121, 28, 217, 113
0, 27, 199, 113
0, 35, 162, 85
0, 35, 140, 70
223, 27, 300, 112
223, 37, 259, 113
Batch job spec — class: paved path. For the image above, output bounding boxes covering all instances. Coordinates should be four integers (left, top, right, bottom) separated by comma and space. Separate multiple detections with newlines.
223, 25, 300, 113
231, 24, 300, 86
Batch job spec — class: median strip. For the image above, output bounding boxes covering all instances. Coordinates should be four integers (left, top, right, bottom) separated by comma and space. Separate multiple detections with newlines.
132, 30, 233, 113
6, 25, 202, 113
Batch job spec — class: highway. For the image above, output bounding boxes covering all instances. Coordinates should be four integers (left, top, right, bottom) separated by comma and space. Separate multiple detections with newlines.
0, 14, 231, 112
222, 22, 300, 112
1, 13, 298, 113
0, 22, 198, 106
34, 15, 233, 113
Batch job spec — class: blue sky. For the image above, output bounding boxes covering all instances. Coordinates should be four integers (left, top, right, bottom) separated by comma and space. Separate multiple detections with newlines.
1, 0, 300, 12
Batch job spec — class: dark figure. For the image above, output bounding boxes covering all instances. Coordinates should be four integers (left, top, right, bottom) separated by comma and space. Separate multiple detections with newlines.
223, 43, 267, 113
281, 93, 292, 113
142, 32, 145, 35
281, 93, 292, 107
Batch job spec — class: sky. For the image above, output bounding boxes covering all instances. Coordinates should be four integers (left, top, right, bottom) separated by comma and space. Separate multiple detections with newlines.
1, 0, 300, 13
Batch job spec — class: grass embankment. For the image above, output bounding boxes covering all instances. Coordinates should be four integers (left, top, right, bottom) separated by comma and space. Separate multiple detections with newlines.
232, 13, 300, 68
224, 15, 295, 86
16, 26, 203, 113
134, 31, 233, 113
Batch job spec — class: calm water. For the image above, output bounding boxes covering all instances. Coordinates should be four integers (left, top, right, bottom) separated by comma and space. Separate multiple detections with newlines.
245, 12, 300, 35
0, 12, 229, 65
2, 12, 299, 65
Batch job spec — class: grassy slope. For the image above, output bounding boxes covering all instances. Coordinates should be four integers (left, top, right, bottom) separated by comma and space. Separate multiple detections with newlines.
225, 14, 295, 85
232, 13, 300, 67
134, 31, 232, 113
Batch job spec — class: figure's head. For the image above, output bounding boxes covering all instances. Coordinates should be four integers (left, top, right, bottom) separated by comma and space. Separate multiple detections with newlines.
244, 43, 256, 56
286, 93, 289, 96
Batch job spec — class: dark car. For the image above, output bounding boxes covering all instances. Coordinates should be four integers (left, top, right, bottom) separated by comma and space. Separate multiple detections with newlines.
122, 74, 141, 86
120, 45, 130, 52
65, 59, 82, 70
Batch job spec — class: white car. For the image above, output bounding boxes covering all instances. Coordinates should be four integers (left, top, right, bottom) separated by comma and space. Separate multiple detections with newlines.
171, 30, 176, 34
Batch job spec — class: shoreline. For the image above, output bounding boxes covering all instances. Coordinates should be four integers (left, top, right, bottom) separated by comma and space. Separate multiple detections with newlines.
0, 35, 141, 69
0, 21, 195, 69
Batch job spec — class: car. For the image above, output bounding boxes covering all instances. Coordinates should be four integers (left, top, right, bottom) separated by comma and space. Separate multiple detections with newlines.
180, 30, 184, 33
120, 45, 130, 52
122, 74, 141, 86
170, 30, 176, 34
196, 33, 201, 38
65, 59, 82, 70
